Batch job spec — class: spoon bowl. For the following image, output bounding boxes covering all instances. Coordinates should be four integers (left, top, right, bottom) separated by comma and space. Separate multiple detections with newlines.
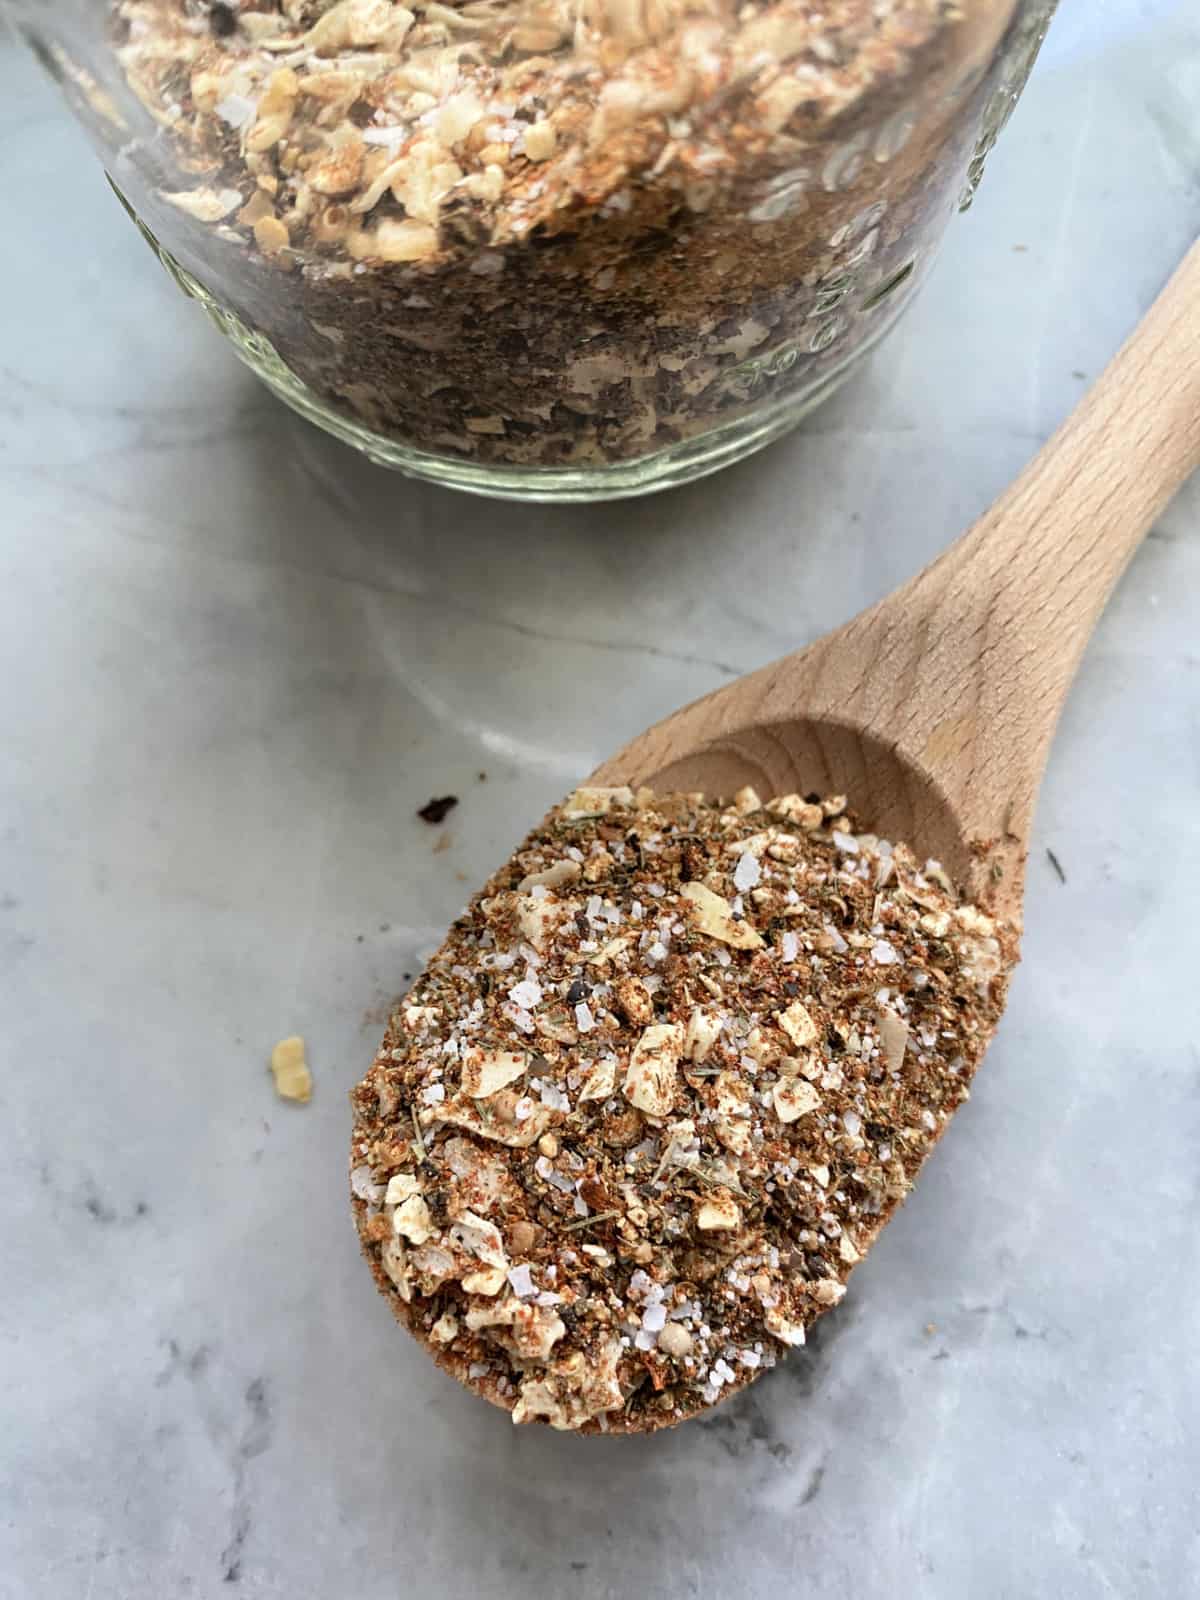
596, 710, 972, 885
351, 241, 1200, 1438
597, 237, 1200, 928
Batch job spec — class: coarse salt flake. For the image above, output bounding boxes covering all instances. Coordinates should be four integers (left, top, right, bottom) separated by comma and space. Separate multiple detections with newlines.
535, 1156, 574, 1193
734, 851, 761, 891
508, 977, 542, 1010
215, 94, 257, 129
539, 1080, 570, 1111
642, 1302, 668, 1333
507, 1264, 536, 1299
350, 1164, 383, 1203
362, 125, 407, 148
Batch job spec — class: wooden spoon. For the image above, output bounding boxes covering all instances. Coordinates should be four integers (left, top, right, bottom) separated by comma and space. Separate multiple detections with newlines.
354, 247, 1199, 1435
595, 240, 1200, 929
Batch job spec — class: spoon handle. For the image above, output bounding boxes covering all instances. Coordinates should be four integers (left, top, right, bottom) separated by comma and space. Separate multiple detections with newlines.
594, 240, 1200, 921
853, 237, 1200, 904
927, 234, 1200, 656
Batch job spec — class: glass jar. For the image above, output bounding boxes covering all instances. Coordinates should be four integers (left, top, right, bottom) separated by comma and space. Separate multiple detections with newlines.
10, 0, 1056, 501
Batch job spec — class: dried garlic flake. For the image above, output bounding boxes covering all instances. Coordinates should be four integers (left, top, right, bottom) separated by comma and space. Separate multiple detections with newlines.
270, 1035, 312, 1103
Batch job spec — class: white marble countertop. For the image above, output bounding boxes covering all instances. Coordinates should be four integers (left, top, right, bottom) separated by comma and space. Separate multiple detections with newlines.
2, 6, 1199, 1597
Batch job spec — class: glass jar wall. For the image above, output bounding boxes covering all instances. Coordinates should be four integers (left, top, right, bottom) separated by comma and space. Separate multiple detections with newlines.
8, 0, 1056, 500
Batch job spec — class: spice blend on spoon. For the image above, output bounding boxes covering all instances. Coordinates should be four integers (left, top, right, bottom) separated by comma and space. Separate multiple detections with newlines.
350, 785, 1015, 1431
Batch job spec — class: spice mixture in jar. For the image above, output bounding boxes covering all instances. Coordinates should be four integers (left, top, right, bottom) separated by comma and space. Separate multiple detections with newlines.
350, 784, 1016, 1432
104, 0, 1055, 496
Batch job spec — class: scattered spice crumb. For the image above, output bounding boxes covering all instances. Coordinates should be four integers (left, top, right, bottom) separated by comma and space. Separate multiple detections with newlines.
434, 831, 453, 855
351, 783, 1016, 1433
419, 796, 460, 826
270, 1036, 312, 1103
1046, 848, 1067, 885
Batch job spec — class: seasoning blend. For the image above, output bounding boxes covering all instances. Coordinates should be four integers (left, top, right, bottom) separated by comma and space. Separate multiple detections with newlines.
350, 786, 1015, 1432
19, 0, 1055, 500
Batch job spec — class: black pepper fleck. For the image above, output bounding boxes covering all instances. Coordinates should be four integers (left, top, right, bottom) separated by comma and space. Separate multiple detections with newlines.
418, 795, 459, 825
